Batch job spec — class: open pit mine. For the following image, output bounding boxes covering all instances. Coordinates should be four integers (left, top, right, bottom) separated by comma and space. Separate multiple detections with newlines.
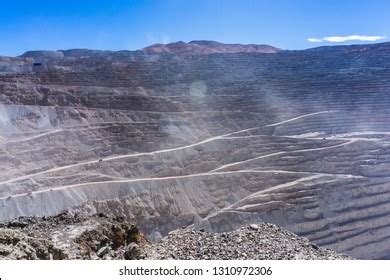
1, 40, 390, 259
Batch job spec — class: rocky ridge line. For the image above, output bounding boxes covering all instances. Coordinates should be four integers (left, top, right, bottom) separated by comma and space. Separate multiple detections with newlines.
142, 40, 281, 54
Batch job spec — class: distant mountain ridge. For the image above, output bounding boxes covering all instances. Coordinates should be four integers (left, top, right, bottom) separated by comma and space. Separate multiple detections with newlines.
17, 40, 281, 61
13, 40, 281, 65
14, 40, 390, 61
142, 40, 281, 54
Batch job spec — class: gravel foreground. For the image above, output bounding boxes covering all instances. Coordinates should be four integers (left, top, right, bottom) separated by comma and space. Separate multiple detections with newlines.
144, 224, 350, 260
0, 212, 350, 260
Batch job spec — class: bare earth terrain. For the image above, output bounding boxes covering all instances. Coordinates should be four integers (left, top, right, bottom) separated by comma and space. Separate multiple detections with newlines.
0, 212, 349, 260
1, 41, 390, 259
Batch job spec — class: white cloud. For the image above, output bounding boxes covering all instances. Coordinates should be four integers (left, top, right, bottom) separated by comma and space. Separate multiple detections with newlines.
307, 38, 323, 43
324, 35, 386, 42
308, 35, 386, 43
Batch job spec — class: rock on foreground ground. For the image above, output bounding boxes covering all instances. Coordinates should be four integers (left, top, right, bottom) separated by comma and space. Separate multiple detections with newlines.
0, 212, 145, 260
144, 224, 350, 260
0, 212, 349, 260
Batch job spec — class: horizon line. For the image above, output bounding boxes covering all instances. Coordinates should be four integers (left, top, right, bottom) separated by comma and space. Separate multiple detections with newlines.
5, 39, 390, 58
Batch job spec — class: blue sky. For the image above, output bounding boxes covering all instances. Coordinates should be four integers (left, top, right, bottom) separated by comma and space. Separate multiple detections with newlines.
0, 0, 388, 56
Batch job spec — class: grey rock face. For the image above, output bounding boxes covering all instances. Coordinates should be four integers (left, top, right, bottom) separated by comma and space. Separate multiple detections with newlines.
20, 50, 64, 62
0, 42, 390, 259
0, 212, 144, 260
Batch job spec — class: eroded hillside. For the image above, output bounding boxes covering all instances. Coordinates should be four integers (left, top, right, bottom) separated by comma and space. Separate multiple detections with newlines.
1, 41, 390, 259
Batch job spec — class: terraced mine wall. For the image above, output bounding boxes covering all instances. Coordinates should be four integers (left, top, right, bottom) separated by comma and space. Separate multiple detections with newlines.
1, 42, 390, 259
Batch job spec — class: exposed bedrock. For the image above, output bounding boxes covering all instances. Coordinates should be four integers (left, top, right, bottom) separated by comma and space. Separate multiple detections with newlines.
1, 42, 390, 259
